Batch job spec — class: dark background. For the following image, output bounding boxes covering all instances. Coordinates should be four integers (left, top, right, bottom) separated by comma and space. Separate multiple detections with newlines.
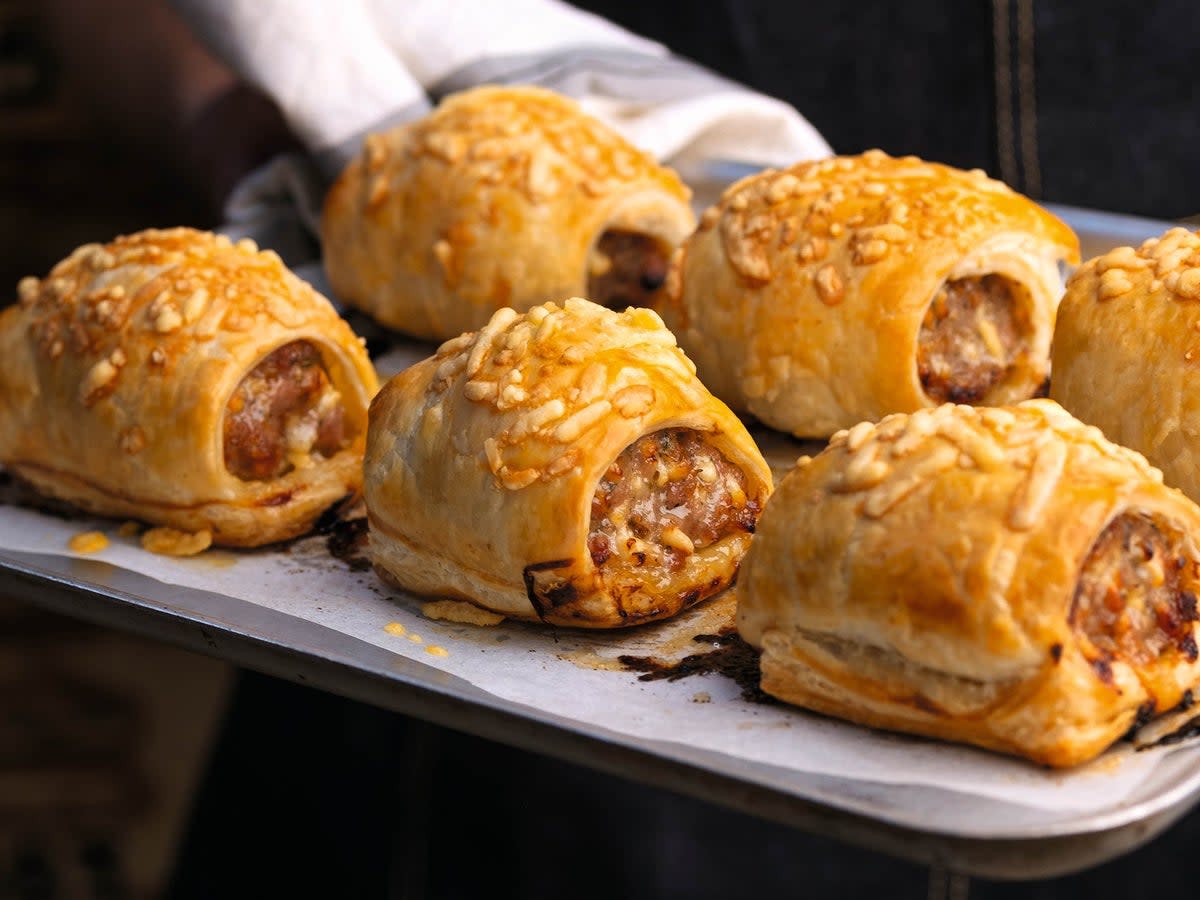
573, 0, 1200, 220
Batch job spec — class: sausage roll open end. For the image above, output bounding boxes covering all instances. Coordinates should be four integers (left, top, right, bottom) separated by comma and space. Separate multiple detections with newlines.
365, 297, 772, 628
660, 150, 1079, 438
323, 85, 695, 341
0, 228, 379, 546
1051, 227, 1200, 504
737, 400, 1200, 767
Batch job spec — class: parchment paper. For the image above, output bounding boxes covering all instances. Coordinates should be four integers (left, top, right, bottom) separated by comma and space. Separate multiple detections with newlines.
3, 360, 1197, 817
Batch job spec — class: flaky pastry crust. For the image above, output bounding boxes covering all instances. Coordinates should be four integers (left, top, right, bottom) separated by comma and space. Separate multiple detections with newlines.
660, 150, 1079, 437
365, 297, 772, 628
1051, 227, 1200, 502
322, 85, 696, 341
0, 228, 379, 546
737, 400, 1200, 767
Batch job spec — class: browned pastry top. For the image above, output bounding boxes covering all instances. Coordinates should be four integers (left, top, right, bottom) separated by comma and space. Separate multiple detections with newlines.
415, 300, 693, 491
356, 85, 690, 216
690, 149, 1078, 295
1067, 226, 1200, 304
12, 227, 346, 404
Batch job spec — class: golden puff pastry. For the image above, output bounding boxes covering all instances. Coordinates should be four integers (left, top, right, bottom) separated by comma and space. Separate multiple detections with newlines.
1052, 227, 1200, 503
659, 150, 1080, 438
365, 297, 772, 628
737, 399, 1200, 768
322, 85, 695, 341
0, 228, 379, 547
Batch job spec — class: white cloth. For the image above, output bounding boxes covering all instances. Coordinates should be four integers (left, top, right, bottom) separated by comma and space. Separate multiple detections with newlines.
172, 0, 830, 173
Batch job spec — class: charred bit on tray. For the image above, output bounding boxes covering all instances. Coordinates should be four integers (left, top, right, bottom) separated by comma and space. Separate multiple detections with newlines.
326, 517, 370, 571
618, 626, 776, 704
313, 493, 358, 534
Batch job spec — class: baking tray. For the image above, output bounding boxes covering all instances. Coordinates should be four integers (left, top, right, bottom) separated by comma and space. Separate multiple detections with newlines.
0, 203, 1191, 881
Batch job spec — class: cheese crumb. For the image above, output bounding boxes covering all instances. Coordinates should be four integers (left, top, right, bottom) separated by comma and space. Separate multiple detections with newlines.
68, 531, 109, 554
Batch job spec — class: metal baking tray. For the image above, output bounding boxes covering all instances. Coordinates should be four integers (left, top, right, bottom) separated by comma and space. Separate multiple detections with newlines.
0, 203, 1190, 881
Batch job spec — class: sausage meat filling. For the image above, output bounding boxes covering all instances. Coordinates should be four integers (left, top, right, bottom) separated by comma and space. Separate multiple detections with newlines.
223, 341, 350, 481
917, 274, 1030, 404
587, 231, 671, 309
588, 429, 759, 574
1071, 513, 1200, 673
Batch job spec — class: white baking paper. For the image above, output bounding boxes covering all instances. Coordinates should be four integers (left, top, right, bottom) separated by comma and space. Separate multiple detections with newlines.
2, 430, 1197, 818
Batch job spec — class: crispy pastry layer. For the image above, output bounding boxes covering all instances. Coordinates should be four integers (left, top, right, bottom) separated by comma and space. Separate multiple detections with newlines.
0, 228, 379, 546
1051, 227, 1200, 504
322, 85, 695, 341
660, 150, 1079, 438
737, 400, 1200, 767
365, 297, 772, 628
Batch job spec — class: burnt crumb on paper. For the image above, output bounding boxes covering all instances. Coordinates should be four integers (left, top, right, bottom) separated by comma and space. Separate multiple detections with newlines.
325, 516, 370, 571
312, 492, 360, 534
619, 627, 776, 705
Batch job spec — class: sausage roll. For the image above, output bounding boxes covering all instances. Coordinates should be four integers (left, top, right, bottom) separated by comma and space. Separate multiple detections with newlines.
737, 400, 1200, 767
365, 297, 772, 628
0, 228, 379, 547
322, 85, 695, 341
659, 150, 1080, 438
1052, 227, 1200, 503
